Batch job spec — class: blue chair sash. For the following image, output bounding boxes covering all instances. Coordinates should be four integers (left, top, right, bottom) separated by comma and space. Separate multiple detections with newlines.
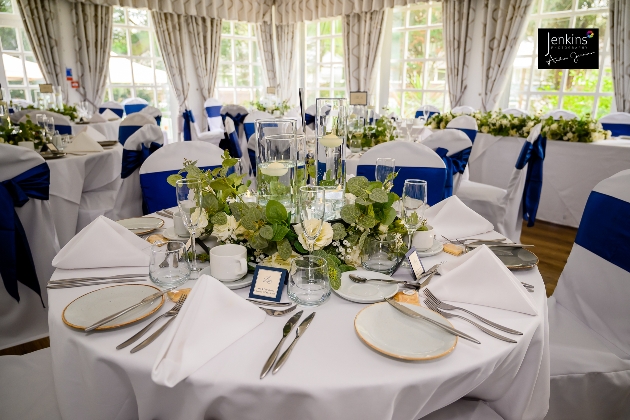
155, 115, 161, 126
356, 165, 446, 205
414, 111, 439, 119
206, 106, 222, 119
515, 135, 547, 227
125, 103, 147, 115
305, 113, 315, 128
601, 123, 630, 137
0, 162, 49, 304
56, 125, 72, 135
248, 149, 256, 175
182, 110, 194, 141
121, 142, 163, 179
99, 107, 124, 118
221, 111, 247, 137
447, 127, 477, 143
119, 125, 141, 146
575, 191, 630, 273
224, 128, 242, 158
244, 122, 256, 142
435, 147, 471, 199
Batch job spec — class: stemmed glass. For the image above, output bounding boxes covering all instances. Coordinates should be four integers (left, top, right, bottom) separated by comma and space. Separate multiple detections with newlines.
175, 178, 203, 277
298, 185, 326, 253
375, 158, 395, 184
46, 117, 55, 140
401, 179, 428, 252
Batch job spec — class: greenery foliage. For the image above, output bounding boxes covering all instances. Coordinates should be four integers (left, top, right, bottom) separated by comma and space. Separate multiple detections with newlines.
0, 115, 45, 148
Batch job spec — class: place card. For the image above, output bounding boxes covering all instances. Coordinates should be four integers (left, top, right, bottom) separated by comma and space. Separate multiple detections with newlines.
405, 247, 425, 281
40, 142, 59, 153
349, 91, 368, 106
266, 86, 276, 95
249, 265, 287, 302
39, 84, 53, 93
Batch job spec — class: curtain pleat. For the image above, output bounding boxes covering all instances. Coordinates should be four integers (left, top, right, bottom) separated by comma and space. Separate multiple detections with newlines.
610, 0, 630, 113
186, 15, 222, 101
276, 23, 296, 102
342, 10, 385, 95
443, 0, 476, 108
255, 22, 277, 91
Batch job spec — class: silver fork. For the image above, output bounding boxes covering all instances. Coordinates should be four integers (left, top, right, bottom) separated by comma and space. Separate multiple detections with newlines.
424, 289, 522, 335
118, 294, 187, 350
424, 300, 516, 343
259, 305, 297, 317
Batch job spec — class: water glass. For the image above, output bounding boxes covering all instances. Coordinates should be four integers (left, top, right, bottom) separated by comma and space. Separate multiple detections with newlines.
287, 256, 331, 306
362, 238, 403, 275
46, 117, 55, 138
149, 241, 190, 289
375, 158, 395, 184
401, 179, 428, 251
175, 179, 203, 277
299, 186, 326, 253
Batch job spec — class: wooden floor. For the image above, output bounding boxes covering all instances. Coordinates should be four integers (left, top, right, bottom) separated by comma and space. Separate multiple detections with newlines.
1, 220, 578, 357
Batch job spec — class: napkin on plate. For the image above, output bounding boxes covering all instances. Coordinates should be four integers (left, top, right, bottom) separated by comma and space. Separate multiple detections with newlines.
424, 195, 493, 240
89, 113, 107, 123
152, 276, 266, 387
101, 109, 121, 121
431, 245, 538, 315
75, 125, 107, 142
63, 131, 104, 153
52, 216, 149, 269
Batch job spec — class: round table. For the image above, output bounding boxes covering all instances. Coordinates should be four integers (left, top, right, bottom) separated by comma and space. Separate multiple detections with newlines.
48, 214, 549, 420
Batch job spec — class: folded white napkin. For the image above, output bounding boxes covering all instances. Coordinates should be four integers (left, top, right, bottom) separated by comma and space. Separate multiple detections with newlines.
63, 131, 104, 153
152, 276, 266, 387
431, 246, 537, 315
424, 195, 493, 240
75, 125, 107, 142
101, 108, 121, 121
52, 216, 149, 269
89, 113, 107, 123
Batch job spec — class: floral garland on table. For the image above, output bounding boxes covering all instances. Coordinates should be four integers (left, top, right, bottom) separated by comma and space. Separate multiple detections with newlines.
249, 99, 291, 115
0, 115, 46, 148
24, 103, 79, 122
362, 116, 396, 148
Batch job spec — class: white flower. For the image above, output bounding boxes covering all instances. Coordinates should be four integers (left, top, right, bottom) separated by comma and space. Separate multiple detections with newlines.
378, 224, 389, 234
566, 132, 573, 139
550, 123, 558, 131
439, 122, 446, 129
481, 126, 489, 133
263, 251, 300, 270
211, 214, 238, 242
191, 208, 208, 235
509, 129, 517, 136
605, 130, 612, 139
344, 247, 362, 267
430, 122, 437, 129
345, 193, 356, 205
589, 123, 595, 130
293, 220, 333, 250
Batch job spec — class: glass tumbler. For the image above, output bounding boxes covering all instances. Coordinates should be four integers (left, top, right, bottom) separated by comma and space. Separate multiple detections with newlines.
149, 241, 191, 289
362, 238, 403, 275
287, 256, 331, 306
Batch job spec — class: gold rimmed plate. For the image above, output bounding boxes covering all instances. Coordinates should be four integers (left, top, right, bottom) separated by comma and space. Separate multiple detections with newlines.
40, 151, 67, 160
493, 248, 539, 270
116, 217, 164, 235
62, 284, 164, 331
98, 140, 119, 147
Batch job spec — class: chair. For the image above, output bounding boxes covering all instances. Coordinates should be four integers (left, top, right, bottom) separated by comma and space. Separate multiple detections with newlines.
450, 105, 477, 115
122, 97, 148, 115
222, 116, 243, 160
503, 108, 529, 117
19, 111, 72, 135
415, 105, 441, 119
139, 105, 162, 126
285, 107, 303, 129
456, 123, 543, 242
112, 125, 164, 219
0, 348, 62, 420
221, 104, 248, 140
118, 112, 157, 145
205, 98, 224, 132
599, 112, 630, 137
304, 104, 316, 130
139, 141, 225, 213
446, 115, 478, 143
421, 129, 473, 197
0, 145, 59, 349
546, 169, 630, 420
542, 109, 578, 120
245, 110, 274, 175
98, 101, 124, 118
356, 141, 447, 204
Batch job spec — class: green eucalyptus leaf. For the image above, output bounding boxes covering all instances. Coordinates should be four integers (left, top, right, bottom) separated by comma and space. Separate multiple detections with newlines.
202, 193, 219, 213
278, 238, 293, 260
211, 212, 228, 225
265, 200, 288, 224
339, 264, 356, 273
369, 188, 389, 203
340, 204, 360, 224
250, 233, 268, 250
367, 181, 382, 192
166, 174, 182, 187
229, 202, 247, 220
259, 225, 274, 240
346, 176, 369, 197
381, 207, 397, 226
357, 214, 377, 229
355, 196, 372, 206
331, 223, 347, 240
271, 224, 290, 241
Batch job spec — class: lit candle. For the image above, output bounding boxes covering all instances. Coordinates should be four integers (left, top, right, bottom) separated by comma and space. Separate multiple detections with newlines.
260, 161, 288, 177
320, 133, 343, 148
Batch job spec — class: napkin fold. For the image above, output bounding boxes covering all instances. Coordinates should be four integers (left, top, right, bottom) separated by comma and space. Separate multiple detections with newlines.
75, 125, 107, 142
431, 245, 538, 315
101, 108, 121, 121
52, 216, 149, 269
152, 276, 266, 387
63, 131, 104, 153
89, 113, 107, 123
424, 195, 493, 240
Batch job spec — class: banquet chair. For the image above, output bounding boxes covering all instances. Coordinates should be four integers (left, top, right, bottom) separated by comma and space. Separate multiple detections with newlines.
118, 112, 157, 145
139, 141, 225, 213
356, 142, 447, 204
205, 98, 225, 132
415, 105, 441, 119
450, 105, 477, 115
191, 114, 224, 146
221, 104, 248, 138
19, 110, 72, 135
112, 124, 164, 219
542, 109, 577, 120
503, 108, 529, 117
421, 129, 473, 197
0, 348, 62, 420
456, 123, 543, 242
304, 104, 316, 130
98, 101, 124, 118
122, 97, 148, 115
245, 110, 274, 174
222, 116, 243, 161
0, 144, 59, 349
599, 112, 630, 137
139, 105, 162, 126
446, 115, 478, 143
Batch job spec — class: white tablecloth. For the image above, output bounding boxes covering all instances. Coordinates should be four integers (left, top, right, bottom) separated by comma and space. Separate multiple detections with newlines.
70, 120, 120, 140
47, 145, 123, 246
48, 214, 549, 420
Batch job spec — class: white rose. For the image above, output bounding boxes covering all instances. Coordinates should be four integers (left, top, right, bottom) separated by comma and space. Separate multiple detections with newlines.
344, 247, 362, 267
606, 130, 612, 139
509, 129, 517, 136
526, 121, 534, 128
293, 220, 333, 251
211, 214, 238, 242
550, 123, 558, 131
566, 132, 573, 139
481, 126, 489, 133
440, 122, 446, 129
191, 208, 209, 235
430, 122, 437, 129
378, 224, 389, 234
345, 193, 356, 205
589, 123, 595, 130
263, 251, 300, 270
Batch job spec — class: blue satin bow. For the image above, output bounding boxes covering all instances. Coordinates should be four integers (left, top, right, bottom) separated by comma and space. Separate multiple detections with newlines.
435, 147, 471, 199
182, 110, 195, 141
155, 115, 161, 126
305, 113, 315, 128
222, 111, 247, 136
0, 162, 49, 304
515, 135, 547, 227
121, 142, 163, 179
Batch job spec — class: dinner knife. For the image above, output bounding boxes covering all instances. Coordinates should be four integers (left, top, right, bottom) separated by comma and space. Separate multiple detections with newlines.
247, 298, 294, 307
385, 298, 481, 344
84, 288, 172, 332
272, 312, 315, 374
467, 243, 534, 248
260, 310, 303, 379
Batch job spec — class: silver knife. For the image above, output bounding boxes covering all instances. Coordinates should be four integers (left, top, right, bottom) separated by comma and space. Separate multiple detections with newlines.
467, 243, 534, 248
385, 298, 480, 344
247, 298, 294, 307
260, 310, 303, 379
272, 312, 315, 374
130, 316, 177, 353
419, 271, 435, 288
84, 288, 172, 332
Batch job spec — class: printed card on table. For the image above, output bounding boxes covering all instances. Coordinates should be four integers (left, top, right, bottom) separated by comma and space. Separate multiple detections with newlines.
405, 247, 424, 281
249, 265, 287, 302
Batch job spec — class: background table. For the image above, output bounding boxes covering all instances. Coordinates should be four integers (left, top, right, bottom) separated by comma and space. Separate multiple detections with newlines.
48, 214, 549, 420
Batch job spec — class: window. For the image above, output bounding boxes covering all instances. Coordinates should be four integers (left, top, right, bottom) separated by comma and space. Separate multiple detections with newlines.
508, 0, 612, 117
388, 3, 448, 118
104, 7, 173, 136
0, 0, 45, 102
304, 18, 345, 107
216, 21, 263, 105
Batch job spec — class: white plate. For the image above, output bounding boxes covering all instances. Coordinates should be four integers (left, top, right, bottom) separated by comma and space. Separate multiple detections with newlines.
199, 267, 253, 290
116, 217, 164, 235
354, 302, 457, 360
334, 271, 399, 304
416, 239, 444, 257
162, 227, 190, 240
62, 284, 164, 330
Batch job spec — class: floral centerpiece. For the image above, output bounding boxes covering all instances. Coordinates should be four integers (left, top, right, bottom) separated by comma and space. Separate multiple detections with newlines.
249, 98, 291, 115
0, 115, 46, 148
361, 115, 395, 148
167, 152, 407, 289
24, 103, 79, 121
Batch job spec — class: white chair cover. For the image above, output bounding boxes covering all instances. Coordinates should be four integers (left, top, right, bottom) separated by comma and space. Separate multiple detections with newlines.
503, 108, 529, 117
0, 145, 59, 349
112, 125, 164, 220
542, 109, 578, 120
284, 107, 303, 129
414, 104, 441, 119
450, 105, 477, 115
456, 123, 542, 242
446, 115, 478, 143
421, 129, 473, 195
119, 112, 157, 145
205, 98, 224, 132
139, 105, 162, 125
122, 97, 148, 115
19, 111, 73, 135
98, 101, 124, 118
599, 112, 630, 137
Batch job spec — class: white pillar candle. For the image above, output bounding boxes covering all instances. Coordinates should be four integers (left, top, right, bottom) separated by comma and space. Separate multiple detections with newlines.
260, 161, 288, 177
320, 133, 343, 148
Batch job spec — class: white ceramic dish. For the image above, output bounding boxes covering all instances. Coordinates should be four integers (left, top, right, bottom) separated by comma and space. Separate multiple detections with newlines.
334, 271, 399, 304
62, 284, 164, 330
199, 267, 253, 290
116, 217, 164, 235
416, 239, 444, 257
354, 302, 457, 360
162, 227, 190, 240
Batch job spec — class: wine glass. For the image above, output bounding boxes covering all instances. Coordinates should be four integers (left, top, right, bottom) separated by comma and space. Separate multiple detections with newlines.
401, 179, 428, 252
299, 185, 326, 253
46, 117, 55, 139
175, 178, 203, 277
375, 158, 395, 184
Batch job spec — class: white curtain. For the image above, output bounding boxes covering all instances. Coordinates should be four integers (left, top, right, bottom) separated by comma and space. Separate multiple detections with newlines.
16, 0, 64, 87
342, 10, 385, 95
255, 22, 277, 91
72, 1, 113, 110
276, 23, 297, 102
479, 0, 534, 111
610, 0, 630, 113
186, 15, 222, 101
442, 0, 476, 108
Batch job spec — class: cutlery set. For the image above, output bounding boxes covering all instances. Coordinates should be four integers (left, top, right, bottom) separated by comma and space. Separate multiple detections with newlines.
47, 274, 148, 289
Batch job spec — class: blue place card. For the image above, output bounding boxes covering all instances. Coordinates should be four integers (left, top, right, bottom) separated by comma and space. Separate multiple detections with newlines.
248, 265, 287, 302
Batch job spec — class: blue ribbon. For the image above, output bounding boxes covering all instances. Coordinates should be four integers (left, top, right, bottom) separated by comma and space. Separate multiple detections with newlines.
118, 125, 141, 146
182, 110, 195, 141
414, 110, 439, 119
124, 103, 147, 115
356, 165, 447, 206
121, 142, 163, 179
515, 134, 547, 227
248, 149, 256, 175
222, 112, 247, 137
601, 123, 630, 137
225, 128, 242, 158
305, 113, 315, 128
0, 163, 49, 304
99, 107, 124, 118
244, 122, 256, 142
435, 147, 471, 199
447, 127, 477, 143
155, 116, 161, 126
575, 190, 630, 274
207, 106, 222, 118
